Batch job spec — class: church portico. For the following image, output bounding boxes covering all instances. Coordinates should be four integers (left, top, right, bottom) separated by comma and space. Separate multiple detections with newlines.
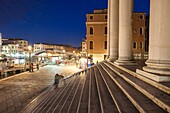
108, 0, 170, 82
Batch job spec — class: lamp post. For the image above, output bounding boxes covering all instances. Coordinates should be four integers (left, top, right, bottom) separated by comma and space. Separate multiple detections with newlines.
28, 46, 32, 72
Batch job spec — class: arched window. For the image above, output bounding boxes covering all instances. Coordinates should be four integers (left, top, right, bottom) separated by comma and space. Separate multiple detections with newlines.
140, 42, 143, 49
140, 27, 143, 35
133, 42, 137, 49
90, 41, 93, 49
139, 15, 143, 19
104, 41, 107, 49
90, 15, 93, 20
90, 27, 94, 35
104, 27, 107, 35
105, 15, 107, 20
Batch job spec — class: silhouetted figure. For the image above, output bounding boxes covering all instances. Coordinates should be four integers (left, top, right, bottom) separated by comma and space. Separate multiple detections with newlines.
36, 63, 39, 70
31, 63, 34, 72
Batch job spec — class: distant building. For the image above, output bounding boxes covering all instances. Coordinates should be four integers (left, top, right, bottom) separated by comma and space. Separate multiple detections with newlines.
2, 38, 29, 52
86, 9, 108, 64
2, 44, 19, 55
33, 43, 80, 55
132, 12, 147, 58
85, 9, 148, 63
33, 43, 64, 52
81, 38, 87, 57
145, 15, 149, 53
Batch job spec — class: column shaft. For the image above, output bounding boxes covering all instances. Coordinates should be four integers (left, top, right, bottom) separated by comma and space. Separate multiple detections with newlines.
115, 0, 134, 65
107, 0, 110, 58
109, 0, 119, 61
143, 0, 170, 75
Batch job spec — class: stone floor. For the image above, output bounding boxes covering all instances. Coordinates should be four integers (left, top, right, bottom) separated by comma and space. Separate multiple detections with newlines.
0, 64, 81, 113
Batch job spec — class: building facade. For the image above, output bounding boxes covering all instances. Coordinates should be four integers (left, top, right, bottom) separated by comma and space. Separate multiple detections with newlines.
132, 12, 146, 58
86, 9, 147, 63
33, 43, 64, 52
33, 43, 80, 55
2, 44, 19, 55
2, 38, 29, 52
86, 9, 108, 64
81, 38, 87, 57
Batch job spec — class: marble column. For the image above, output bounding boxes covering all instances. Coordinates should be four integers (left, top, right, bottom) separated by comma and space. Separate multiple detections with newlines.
108, 0, 119, 61
107, 0, 110, 58
143, 0, 170, 75
115, 0, 134, 65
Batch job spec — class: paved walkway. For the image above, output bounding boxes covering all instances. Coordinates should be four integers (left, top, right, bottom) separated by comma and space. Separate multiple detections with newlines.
0, 64, 81, 113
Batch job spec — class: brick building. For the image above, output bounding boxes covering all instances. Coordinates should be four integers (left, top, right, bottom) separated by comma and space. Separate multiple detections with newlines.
132, 12, 147, 58
86, 9, 108, 64
85, 9, 147, 63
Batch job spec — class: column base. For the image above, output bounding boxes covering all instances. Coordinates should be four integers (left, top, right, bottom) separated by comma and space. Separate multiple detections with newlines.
144, 60, 170, 75
108, 57, 118, 62
107, 56, 118, 62
114, 59, 137, 65
136, 69, 170, 82
143, 66, 170, 75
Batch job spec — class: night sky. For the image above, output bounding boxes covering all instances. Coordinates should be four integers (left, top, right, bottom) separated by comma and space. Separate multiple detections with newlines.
0, 0, 150, 47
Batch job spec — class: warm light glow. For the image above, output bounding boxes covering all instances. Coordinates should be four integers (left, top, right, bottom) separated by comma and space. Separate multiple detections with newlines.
28, 46, 32, 51
63, 50, 65, 53
73, 51, 75, 53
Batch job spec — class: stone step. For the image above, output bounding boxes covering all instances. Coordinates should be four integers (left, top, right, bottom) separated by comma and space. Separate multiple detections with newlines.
102, 62, 169, 113
94, 66, 120, 113
48, 73, 84, 113
108, 61, 170, 95
76, 69, 90, 113
59, 71, 88, 113
40, 73, 86, 113
20, 73, 80, 113
89, 68, 102, 113
65, 71, 87, 113
21, 62, 170, 113
95, 65, 139, 113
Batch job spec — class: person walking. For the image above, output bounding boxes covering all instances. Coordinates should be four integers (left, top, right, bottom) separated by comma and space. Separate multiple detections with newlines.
36, 62, 39, 71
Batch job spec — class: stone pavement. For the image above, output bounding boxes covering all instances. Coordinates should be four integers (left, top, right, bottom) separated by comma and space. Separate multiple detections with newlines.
0, 64, 82, 113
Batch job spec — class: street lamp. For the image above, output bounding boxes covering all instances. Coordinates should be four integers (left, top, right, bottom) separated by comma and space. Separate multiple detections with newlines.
28, 46, 32, 72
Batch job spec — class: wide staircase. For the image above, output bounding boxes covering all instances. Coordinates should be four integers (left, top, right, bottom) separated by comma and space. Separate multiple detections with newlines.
20, 61, 170, 113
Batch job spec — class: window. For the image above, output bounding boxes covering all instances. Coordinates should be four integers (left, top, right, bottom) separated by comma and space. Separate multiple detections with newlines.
104, 41, 107, 49
104, 27, 107, 35
90, 16, 93, 20
139, 15, 143, 19
104, 55, 107, 60
90, 41, 93, 49
105, 15, 107, 20
133, 42, 137, 49
90, 27, 94, 35
140, 27, 143, 35
140, 42, 143, 49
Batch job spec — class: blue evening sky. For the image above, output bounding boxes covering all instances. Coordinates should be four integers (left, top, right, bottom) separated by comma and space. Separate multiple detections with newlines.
0, 0, 150, 47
